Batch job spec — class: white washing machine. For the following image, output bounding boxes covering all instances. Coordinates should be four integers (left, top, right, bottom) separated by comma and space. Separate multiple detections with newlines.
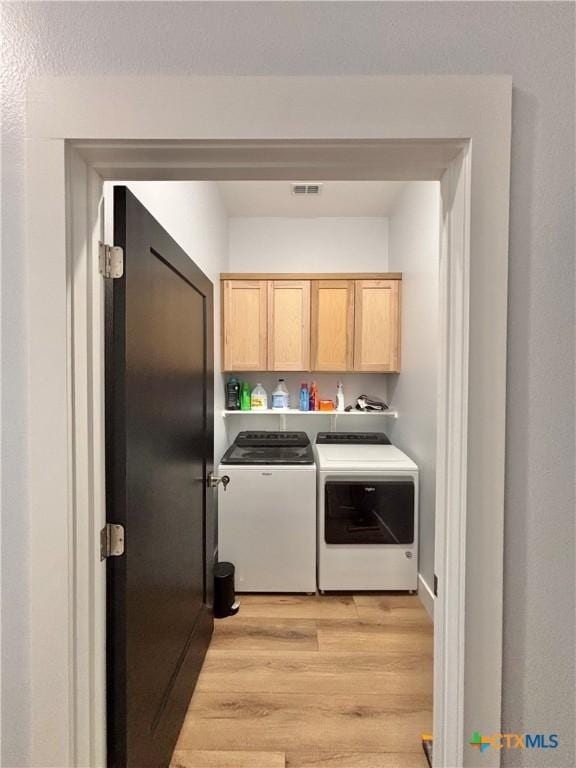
315, 432, 418, 592
218, 431, 316, 593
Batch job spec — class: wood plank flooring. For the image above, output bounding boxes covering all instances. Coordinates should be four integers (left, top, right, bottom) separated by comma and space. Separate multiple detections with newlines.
172, 594, 432, 768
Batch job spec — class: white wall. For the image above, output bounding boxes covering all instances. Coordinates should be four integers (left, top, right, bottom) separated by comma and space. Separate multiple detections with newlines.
386, 182, 441, 607
104, 181, 229, 462
228, 217, 389, 272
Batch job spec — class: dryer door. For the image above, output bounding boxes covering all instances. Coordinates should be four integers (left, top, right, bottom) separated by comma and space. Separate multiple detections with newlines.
324, 480, 415, 545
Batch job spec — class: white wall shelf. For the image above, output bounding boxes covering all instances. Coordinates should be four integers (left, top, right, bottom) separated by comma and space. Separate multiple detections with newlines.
223, 409, 397, 417
223, 408, 398, 430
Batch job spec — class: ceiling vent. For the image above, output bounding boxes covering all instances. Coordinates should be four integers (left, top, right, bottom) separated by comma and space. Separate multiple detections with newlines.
292, 183, 323, 196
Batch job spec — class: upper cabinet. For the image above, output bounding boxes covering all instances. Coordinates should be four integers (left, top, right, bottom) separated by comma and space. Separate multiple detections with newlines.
268, 281, 311, 371
311, 280, 355, 371
222, 280, 268, 371
354, 279, 401, 372
221, 274, 401, 373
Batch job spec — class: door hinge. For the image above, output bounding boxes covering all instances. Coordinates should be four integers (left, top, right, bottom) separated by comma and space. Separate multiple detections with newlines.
99, 242, 124, 279
100, 523, 125, 560
433, 573, 438, 597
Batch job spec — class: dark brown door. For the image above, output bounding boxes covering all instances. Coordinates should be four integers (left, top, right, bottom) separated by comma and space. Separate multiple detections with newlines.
106, 187, 214, 768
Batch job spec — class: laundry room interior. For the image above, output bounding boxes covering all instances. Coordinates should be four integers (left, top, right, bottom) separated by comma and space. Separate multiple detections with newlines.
104, 177, 441, 765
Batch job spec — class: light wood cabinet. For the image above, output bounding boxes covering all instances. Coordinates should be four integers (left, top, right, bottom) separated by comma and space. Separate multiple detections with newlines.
354, 279, 401, 372
222, 280, 267, 371
221, 274, 401, 373
311, 280, 354, 371
267, 280, 311, 371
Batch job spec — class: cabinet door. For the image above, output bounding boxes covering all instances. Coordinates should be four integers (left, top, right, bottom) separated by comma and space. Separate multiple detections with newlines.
354, 279, 401, 372
311, 280, 354, 371
267, 281, 311, 371
222, 280, 267, 371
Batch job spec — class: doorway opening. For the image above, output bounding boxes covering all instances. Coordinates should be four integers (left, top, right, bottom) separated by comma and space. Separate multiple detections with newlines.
83, 144, 464, 768
103, 178, 440, 766
67, 134, 471, 768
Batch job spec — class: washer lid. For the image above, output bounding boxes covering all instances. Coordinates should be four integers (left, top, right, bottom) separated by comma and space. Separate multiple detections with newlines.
221, 429, 314, 465
315, 443, 417, 471
235, 430, 310, 448
221, 443, 314, 465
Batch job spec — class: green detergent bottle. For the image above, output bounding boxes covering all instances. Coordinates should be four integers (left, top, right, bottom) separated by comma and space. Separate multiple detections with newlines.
240, 381, 251, 410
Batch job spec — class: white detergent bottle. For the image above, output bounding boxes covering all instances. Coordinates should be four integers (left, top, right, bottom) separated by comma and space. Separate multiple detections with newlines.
251, 383, 268, 410
272, 378, 290, 409
336, 381, 345, 411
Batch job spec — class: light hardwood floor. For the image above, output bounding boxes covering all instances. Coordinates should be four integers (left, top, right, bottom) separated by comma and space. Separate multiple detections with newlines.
172, 594, 432, 768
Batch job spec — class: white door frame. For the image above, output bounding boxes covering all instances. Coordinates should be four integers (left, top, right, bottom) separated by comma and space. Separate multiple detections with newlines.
25, 76, 511, 768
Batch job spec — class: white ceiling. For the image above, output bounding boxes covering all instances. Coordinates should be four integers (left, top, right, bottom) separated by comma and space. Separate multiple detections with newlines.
217, 180, 407, 218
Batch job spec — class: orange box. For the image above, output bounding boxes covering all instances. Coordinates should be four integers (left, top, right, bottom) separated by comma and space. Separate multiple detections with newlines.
319, 400, 335, 411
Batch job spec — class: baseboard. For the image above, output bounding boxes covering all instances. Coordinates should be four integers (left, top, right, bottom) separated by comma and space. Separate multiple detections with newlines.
418, 573, 435, 620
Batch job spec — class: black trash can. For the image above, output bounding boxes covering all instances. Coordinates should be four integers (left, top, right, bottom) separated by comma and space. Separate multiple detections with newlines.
214, 561, 240, 619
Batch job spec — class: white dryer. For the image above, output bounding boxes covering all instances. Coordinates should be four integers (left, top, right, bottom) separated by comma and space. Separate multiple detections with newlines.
315, 432, 418, 592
